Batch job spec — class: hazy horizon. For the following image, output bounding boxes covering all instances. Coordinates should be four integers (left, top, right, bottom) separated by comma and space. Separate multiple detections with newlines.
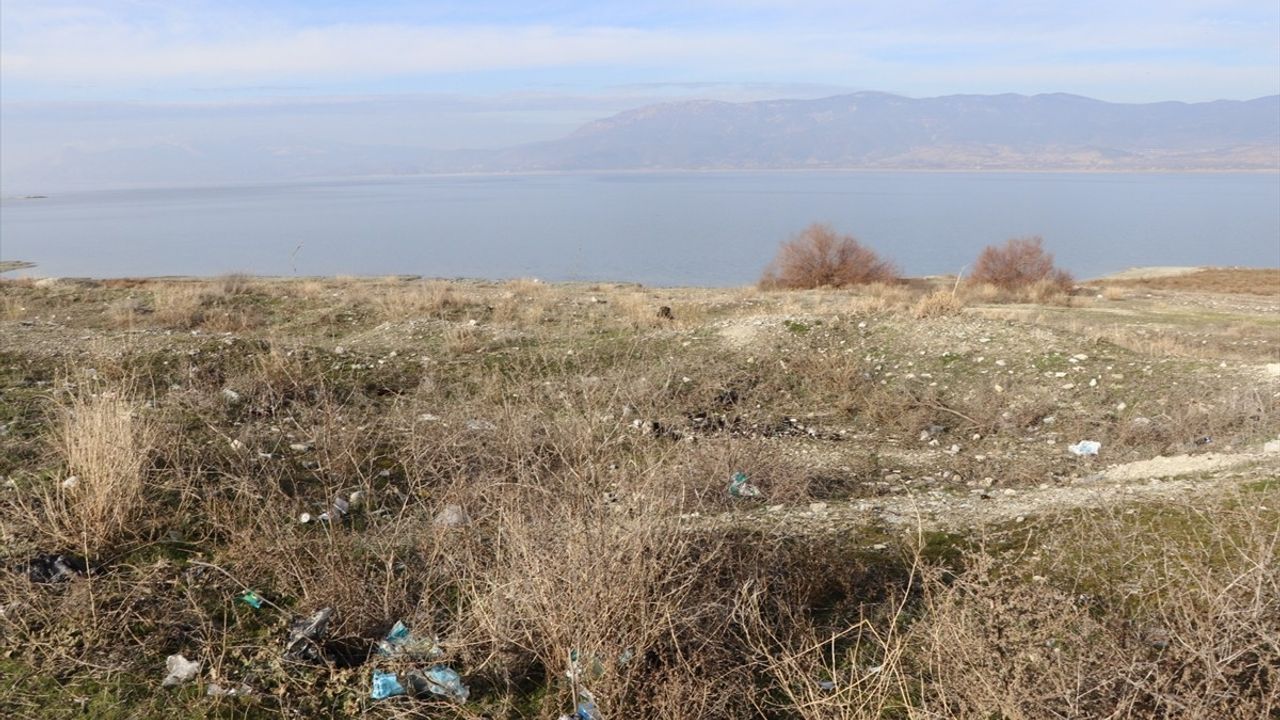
3, 1, 1278, 193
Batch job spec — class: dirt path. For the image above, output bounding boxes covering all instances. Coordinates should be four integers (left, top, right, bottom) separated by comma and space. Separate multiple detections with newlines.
711, 448, 1279, 536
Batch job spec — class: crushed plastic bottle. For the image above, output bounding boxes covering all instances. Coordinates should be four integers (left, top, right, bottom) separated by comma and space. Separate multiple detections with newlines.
378, 620, 443, 659
1067, 440, 1101, 456
728, 471, 762, 498
415, 665, 469, 703
575, 688, 603, 720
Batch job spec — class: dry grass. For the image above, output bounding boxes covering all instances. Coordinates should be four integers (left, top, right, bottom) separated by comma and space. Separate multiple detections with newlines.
370, 278, 461, 320
1099, 267, 1280, 296
761, 224, 899, 289
912, 288, 965, 318
33, 375, 155, 555
1, 275, 1276, 718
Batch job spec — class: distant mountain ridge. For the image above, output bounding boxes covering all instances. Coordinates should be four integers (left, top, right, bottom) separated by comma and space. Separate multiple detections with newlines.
462, 91, 1280, 172
5, 91, 1277, 193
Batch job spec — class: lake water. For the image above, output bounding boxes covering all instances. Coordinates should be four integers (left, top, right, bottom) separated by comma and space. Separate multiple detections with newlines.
2, 171, 1277, 285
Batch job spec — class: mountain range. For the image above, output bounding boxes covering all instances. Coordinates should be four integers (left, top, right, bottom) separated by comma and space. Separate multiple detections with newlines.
455, 91, 1280, 172
5, 91, 1277, 192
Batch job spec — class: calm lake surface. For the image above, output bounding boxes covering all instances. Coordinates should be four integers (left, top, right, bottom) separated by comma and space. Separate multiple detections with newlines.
2, 172, 1277, 285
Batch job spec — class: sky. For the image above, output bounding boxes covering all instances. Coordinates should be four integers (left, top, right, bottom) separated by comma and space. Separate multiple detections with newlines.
2, 0, 1278, 191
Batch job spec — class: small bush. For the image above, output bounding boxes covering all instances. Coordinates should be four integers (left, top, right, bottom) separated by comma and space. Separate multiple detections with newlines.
912, 289, 965, 318
969, 236, 1072, 290
761, 224, 898, 289
39, 376, 155, 554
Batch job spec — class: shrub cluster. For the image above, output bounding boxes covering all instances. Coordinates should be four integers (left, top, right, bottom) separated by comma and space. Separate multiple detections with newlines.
761, 226, 1073, 294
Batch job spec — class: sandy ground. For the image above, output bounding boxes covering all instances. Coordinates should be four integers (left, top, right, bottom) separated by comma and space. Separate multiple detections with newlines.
1095, 266, 1204, 281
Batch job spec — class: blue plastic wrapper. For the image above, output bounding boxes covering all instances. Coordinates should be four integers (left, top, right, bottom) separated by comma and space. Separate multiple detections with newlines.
371, 670, 405, 700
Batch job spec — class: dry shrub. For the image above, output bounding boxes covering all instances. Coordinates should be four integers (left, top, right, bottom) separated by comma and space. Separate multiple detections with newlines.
912, 289, 965, 318
40, 376, 155, 554
970, 236, 1073, 291
470, 495, 714, 716
917, 497, 1280, 719
735, 579, 913, 720
761, 224, 898, 290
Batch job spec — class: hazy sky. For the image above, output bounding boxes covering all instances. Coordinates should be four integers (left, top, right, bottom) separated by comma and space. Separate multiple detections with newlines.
2, 1, 1278, 191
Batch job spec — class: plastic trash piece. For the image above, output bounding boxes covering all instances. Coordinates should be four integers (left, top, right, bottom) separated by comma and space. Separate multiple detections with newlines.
378, 620, 443, 659
284, 607, 332, 661
332, 496, 350, 518
433, 504, 471, 529
1067, 440, 1101, 456
413, 665, 469, 703
206, 682, 252, 697
238, 590, 263, 609
25, 553, 86, 583
371, 670, 406, 700
728, 471, 762, 498
575, 689, 603, 720
162, 654, 200, 687
817, 679, 836, 691
566, 649, 605, 683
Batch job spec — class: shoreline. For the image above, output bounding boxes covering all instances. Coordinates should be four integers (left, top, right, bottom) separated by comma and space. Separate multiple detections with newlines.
4, 164, 1278, 199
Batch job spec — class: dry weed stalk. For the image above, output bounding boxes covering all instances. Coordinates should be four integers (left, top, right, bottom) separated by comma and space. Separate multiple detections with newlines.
42, 375, 155, 554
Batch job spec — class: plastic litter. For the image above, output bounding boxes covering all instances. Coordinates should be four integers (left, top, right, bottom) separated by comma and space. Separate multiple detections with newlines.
378, 620, 443, 659
206, 682, 252, 697
371, 670, 406, 700
433, 504, 471, 529
574, 689, 603, 720
162, 654, 201, 687
333, 496, 350, 516
413, 665, 470, 703
25, 553, 86, 583
1067, 440, 1101, 456
728, 471, 762, 498
465, 419, 496, 432
1193, 436, 1212, 446
817, 679, 836, 691
284, 607, 333, 661
567, 650, 604, 683
238, 590, 263, 609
